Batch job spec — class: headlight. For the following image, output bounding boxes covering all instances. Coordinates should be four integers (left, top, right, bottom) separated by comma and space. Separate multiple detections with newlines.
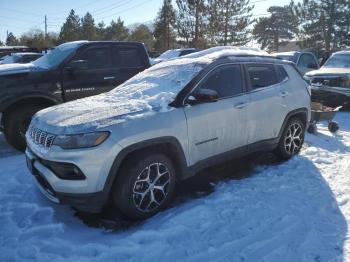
53, 131, 110, 149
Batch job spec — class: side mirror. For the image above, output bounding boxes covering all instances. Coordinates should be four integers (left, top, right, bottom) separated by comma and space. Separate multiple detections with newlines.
65, 60, 88, 71
187, 89, 219, 105
307, 63, 318, 69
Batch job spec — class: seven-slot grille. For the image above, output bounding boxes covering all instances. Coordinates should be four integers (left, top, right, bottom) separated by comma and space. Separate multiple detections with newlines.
28, 127, 56, 148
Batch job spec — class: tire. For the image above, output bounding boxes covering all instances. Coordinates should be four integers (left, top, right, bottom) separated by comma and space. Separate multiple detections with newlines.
3, 104, 44, 152
328, 121, 339, 133
113, 152, 176, 220
275, 117, 305, 160
307, 123, 317, 134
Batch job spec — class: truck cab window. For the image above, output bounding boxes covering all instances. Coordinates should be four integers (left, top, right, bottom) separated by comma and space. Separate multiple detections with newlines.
79, 47, 112, 69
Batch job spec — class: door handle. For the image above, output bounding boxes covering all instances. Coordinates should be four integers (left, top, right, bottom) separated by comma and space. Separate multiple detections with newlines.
234, 102, 248, 109
104, 76, 115, 80
280, 91, 289, 97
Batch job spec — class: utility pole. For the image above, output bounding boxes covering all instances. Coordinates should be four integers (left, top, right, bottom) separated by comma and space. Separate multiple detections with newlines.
44, 15, 47, 39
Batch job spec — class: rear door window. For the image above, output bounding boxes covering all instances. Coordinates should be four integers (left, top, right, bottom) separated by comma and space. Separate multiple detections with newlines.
115, 46, 143, 67
246, 64, 278, 89
78, 46, 112, 69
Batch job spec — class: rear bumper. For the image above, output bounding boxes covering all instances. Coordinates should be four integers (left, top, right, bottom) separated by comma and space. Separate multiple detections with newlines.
25, 148, 107, 213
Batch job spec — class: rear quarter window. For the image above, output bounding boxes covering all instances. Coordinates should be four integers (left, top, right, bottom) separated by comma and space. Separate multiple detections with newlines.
275, 65, 289, 82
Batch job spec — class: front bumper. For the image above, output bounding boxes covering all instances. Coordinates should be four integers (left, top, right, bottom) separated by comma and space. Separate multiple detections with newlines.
25, 137, 123, 212
25, 148, 107, 212
311, 86, 350, 107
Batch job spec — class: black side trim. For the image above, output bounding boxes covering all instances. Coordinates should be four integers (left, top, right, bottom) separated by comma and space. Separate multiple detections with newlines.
195, 137, 218, 146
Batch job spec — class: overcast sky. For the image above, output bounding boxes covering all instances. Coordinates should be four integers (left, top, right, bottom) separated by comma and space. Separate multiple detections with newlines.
0, 0, 295, 43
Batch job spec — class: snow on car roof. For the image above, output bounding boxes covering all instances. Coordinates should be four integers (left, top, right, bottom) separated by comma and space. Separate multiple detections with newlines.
56, 40, 88, 51
272, 51, 298, 56
333, 50, 350, 55
10, 52, 42, 56
0, 46, 28, 49
183, 46, 269, 60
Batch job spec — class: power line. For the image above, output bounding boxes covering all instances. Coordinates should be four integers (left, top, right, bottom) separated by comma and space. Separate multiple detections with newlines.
95, 0, 155, 21
90, 0, 131, 15
0, 15, 42, 24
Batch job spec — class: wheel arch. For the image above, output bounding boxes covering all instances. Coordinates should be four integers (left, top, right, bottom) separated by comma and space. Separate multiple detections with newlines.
102, 137, 189, 202
278, 107, 309, 140
2, 95, 58, 125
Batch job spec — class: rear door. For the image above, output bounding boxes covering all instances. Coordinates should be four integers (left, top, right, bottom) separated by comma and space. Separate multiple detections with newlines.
62, 43, 116, 101
245, 63, 286, 145
112, 43, 148, 85
184, 63, 249, 165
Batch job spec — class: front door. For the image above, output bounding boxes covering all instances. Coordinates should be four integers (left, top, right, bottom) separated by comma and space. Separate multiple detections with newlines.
184, 64, 249, 165
62, 44, 118, 101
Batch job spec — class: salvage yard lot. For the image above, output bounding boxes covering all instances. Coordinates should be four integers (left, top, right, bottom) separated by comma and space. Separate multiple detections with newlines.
0, 113, 349, 261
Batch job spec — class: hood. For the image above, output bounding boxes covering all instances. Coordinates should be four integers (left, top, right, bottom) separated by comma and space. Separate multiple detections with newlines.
306, 67, 350, 77
31, 92, 158, 134
0, 63, 42, 76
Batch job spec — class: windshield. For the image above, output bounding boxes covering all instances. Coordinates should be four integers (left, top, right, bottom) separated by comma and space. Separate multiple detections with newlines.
33, 45, 77, 69
158, 50, 180, 60
323, 53, 350, 68
111, 58, 207, 102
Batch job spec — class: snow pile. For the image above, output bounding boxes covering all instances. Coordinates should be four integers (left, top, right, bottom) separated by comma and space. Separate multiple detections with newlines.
0, 113, 349, 261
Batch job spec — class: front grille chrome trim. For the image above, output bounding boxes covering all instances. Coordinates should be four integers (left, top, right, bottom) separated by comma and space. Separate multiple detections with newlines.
28, 126, 56, 148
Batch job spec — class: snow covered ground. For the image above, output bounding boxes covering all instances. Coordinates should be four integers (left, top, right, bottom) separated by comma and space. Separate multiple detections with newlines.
0, 113, 349, 261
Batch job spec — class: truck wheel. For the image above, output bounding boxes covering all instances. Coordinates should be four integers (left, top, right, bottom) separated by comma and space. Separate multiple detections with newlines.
3, 105, 44, 152
275, 118, 305, 160
113, 152, 176, 220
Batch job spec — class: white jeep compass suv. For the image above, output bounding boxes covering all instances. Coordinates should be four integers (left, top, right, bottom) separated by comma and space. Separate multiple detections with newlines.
25, 47, 311, 220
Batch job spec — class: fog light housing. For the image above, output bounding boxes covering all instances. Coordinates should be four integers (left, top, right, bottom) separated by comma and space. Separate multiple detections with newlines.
41, 160, 86, 180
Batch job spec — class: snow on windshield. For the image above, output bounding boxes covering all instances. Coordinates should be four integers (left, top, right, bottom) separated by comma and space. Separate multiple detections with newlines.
324, 53, 350, 68
33, 41, 87, 69
112, 58, 207, 100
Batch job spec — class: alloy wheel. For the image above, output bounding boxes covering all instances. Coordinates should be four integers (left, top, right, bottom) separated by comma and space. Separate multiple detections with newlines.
284, 122, 303, 155
132, 162, 171, 213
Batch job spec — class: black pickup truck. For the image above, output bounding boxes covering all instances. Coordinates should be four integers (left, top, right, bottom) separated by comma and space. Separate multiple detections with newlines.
0, 41, 150, 151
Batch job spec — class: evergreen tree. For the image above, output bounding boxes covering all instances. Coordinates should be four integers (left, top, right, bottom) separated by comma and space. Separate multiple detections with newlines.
176, 0, 208, 48
20, 29, 58, 49
104, 18, 129, 40
253, 5, 298, 51
129, 24, 155, 51
6, 32, 19, 46
208, 0, 253, 46
292, 0, 350, 51
154, 0, 177, 52
0, 40, 4, 46
59, 9, 81, 42
96, 21, 106, 40
81, 12, 96, 40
